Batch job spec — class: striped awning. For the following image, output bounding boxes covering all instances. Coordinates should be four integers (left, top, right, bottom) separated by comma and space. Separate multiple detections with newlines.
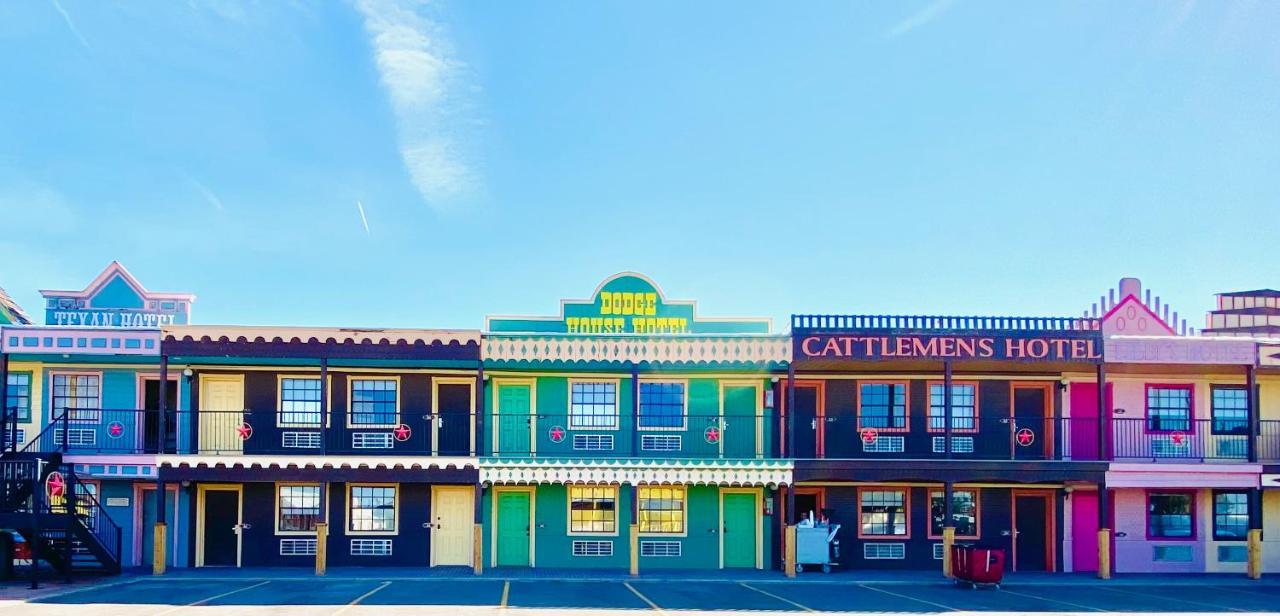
480, 459, 792, 487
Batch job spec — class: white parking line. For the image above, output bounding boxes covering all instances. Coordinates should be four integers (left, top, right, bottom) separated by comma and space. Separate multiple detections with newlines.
856, 583, 957, 611
1099, 586, 1248, 612
330, 581, 391, 616
739, 582, 817, 613
151, 580, 271, 615
997, 587, 1107, 612
623, 582, 665, 613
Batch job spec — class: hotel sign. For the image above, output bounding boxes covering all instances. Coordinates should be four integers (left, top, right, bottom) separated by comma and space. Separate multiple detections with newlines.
796, 331, 1103, 363
40, 262, 193, 328
1107, 338, 1256, 365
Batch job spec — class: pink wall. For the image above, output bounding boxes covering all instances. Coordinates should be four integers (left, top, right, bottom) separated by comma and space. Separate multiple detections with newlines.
1112, 488, 1205, 573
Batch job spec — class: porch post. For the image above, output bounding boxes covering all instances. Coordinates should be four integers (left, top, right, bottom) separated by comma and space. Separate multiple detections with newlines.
473, 485, 484, 575
630, 484, 640, 576
942, 480, 955, 577
944, 360, 953, 459
320, 358, 329, 455
155, 355, 169, 575
786, 363, 796, 459
1248, 365, 1259, 463
1096, 363, 1107, 461
1097, 482, 1111, 579
783, 484, 796, 577
1248, 487, 1263, 580
631, 362, 640, 457
475, 364, 484, 457
1, 351, 9, 451
314, 522, 328, 575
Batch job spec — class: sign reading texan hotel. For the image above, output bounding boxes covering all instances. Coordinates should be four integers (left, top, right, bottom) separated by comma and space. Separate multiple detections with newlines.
797, 331, 1102, 362
40, 262, 193, 327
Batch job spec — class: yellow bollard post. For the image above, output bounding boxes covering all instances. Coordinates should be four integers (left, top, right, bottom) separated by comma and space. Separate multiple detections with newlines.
785, 525, 797, 578
1097, 528, 1111, 580
629, 524, 640, 576
152, 522, 167, 575
473, 524, 483, 575
942, 526, 956, 578
1248, 528, 1262, 580
314, 523, 327, 576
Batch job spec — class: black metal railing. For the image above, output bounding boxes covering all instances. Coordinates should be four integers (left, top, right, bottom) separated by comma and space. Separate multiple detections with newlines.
791, 314, 1101, 332
489, 412, 772, 459
1110, 417, 1256, 462
785, 416, 1108, 461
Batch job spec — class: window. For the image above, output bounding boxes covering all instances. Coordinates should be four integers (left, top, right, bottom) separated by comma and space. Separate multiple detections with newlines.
52, 374, 100, 422
859, 488, 908, 537
929, 489, 978, 538
569, 486, 617, 534
280, 378, 323, 426
1146, 386, 1192, 432
350, 379, 397, 427
638, 486, 685, 534
928, 383, 976, 432
348, 485, 396, 534
859, 383, 907, 431
5, 372, 31, 421
1211, 386, 1248, 435
277, 484, 323, 533
639, 382, 685, 429
570, 381, 617, 429
1147, 492, 1193, 539
1213, 491, 1249, 541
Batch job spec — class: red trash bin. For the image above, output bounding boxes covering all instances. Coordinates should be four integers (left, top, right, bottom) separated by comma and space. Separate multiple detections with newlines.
952, 545, 1005, 588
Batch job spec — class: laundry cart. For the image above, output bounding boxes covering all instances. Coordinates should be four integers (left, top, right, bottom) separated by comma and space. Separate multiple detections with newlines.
795, 522, 841, 573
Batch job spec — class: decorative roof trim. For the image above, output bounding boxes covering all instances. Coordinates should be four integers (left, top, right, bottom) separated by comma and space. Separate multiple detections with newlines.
480, 459, 793, 487
163, 325, 479, 347
483, 334, 789, 365
40, 261, 195, 302
157, 454, 477, 470
0, 286, 32, 324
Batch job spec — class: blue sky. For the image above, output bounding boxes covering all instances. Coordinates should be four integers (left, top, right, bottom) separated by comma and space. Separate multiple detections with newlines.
1, 1, 1276, 331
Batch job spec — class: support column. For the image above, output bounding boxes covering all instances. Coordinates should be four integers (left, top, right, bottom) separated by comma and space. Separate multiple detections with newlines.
1248, 365, 1259, 463
1097, 482, 1111, 579
1096, 363, 1107, 461
152, 522, 167, 575
782, 484, 796, 577
314, 523, 328, 575
786, 364, 796, 459
155, 355, 169, 575
320, 358, 329, 455
473, 485, 484, 575
158, 355, 169, 453
0, 352, 9, 452
630, 485, 640, 576
942, 480, 955, 577
1249, 487, 1263, 580
944, 360, 953, 459
631, 362, 640, 457
475, 364, 484, 457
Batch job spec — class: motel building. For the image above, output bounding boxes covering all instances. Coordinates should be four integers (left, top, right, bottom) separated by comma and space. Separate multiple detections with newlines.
479, 273, 792, 572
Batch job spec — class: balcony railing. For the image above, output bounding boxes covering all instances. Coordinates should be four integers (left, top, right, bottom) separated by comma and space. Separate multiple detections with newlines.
1110, 417, 1255, 463
490, 412, 772, 460
787, 416, 1104, 461
791, 314, 1101, 332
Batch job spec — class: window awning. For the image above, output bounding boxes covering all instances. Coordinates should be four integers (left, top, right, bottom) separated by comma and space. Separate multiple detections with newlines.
480, 459, 792, 487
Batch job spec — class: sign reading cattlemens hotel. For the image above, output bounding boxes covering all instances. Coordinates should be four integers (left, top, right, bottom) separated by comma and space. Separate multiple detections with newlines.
797, 331, 1103, 362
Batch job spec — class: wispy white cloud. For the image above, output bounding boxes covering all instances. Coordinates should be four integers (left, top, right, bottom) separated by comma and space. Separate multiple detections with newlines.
354, 0, 474, 209
177, 169, 225, 211
356, 200, 371, 235
49, 0, 91, 49
886, 0, 958, 39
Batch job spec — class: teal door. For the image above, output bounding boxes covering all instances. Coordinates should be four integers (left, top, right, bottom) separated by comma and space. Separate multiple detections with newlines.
722, 492, 757, 568
497, 385, 531, 455
141, 489, 176, 567
496, 491, 531, 567
722, 385, 757, 458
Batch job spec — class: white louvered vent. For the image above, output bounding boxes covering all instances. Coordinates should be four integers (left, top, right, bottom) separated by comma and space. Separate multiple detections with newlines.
352, 433, 394, 449
573, 434, 614, 451
641, 435, 682, 452
864, 543, 906, 560
572, 540, 614, 557
640, 541, 681, 557
282, 432, 322, 449
53, 429, 96, 447
933, 543, 945, 560
280, 539, 317, 556
862, 436, 905, 453
932, 436, 973, 454
350, 539, 392, 556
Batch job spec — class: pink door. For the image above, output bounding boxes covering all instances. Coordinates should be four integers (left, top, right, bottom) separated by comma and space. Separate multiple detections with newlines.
1071, 491, 1099, 572
1069, 383, 1111, 460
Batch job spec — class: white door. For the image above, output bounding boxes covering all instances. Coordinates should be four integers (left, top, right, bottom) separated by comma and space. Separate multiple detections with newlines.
199, 376, 244, 454
431, 486, 474, 566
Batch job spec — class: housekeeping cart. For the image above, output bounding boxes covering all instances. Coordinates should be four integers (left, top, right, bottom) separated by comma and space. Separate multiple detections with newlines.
951, 545, 1005, 589
795, 521, 841, 573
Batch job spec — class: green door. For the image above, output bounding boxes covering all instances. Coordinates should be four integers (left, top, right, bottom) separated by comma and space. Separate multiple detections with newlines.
722, 385, 757, 458
497, 384, 531, 455
722, 492, 757, 568
496, 491, 531, 567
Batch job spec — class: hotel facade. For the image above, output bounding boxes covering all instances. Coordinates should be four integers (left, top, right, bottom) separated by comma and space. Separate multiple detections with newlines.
2, 264, 1279, 581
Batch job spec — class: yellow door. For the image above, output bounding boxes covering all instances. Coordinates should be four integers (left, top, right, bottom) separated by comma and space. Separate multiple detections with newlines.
199, 376, 245, 454
431, 486, 474, 566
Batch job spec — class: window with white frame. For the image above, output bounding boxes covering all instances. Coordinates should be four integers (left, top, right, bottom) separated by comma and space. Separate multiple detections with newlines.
860, 489, 908, 537
348, 485, 396, 533
279, 378, 323, 426
569, 486, 617, 534
1211, 386, 1248, 435
5, 372, 31, 421
639, 382, 685, 429
1213, 491, 1249, 541
350, 379, 397, 426
52, 374, 100, 421
1147, 386, 1192, 432
278, 484, 324, 533
570, 381, 617, 429
928, 384, 975, 432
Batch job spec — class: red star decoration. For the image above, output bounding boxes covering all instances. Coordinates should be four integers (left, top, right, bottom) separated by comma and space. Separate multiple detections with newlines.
1016, 428, 1035, 446
1171, 432, 1186, 446
236, 423, 253, 440
46, 472, 65, 498
108, 422, 124, 437
394, 424, 412, 441
861, 428, 879, 444
549, 426, 565, 442
704, 427, 721, 443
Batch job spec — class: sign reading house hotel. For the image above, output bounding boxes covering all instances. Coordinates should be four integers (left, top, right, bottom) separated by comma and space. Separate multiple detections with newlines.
798, 332, 1103, 362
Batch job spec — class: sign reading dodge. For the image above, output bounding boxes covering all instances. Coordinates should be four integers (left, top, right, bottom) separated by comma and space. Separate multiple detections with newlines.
797, 332, 1103, 363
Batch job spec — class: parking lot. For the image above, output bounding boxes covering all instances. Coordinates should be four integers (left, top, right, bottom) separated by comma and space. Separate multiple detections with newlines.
4, 574, 1280, 615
